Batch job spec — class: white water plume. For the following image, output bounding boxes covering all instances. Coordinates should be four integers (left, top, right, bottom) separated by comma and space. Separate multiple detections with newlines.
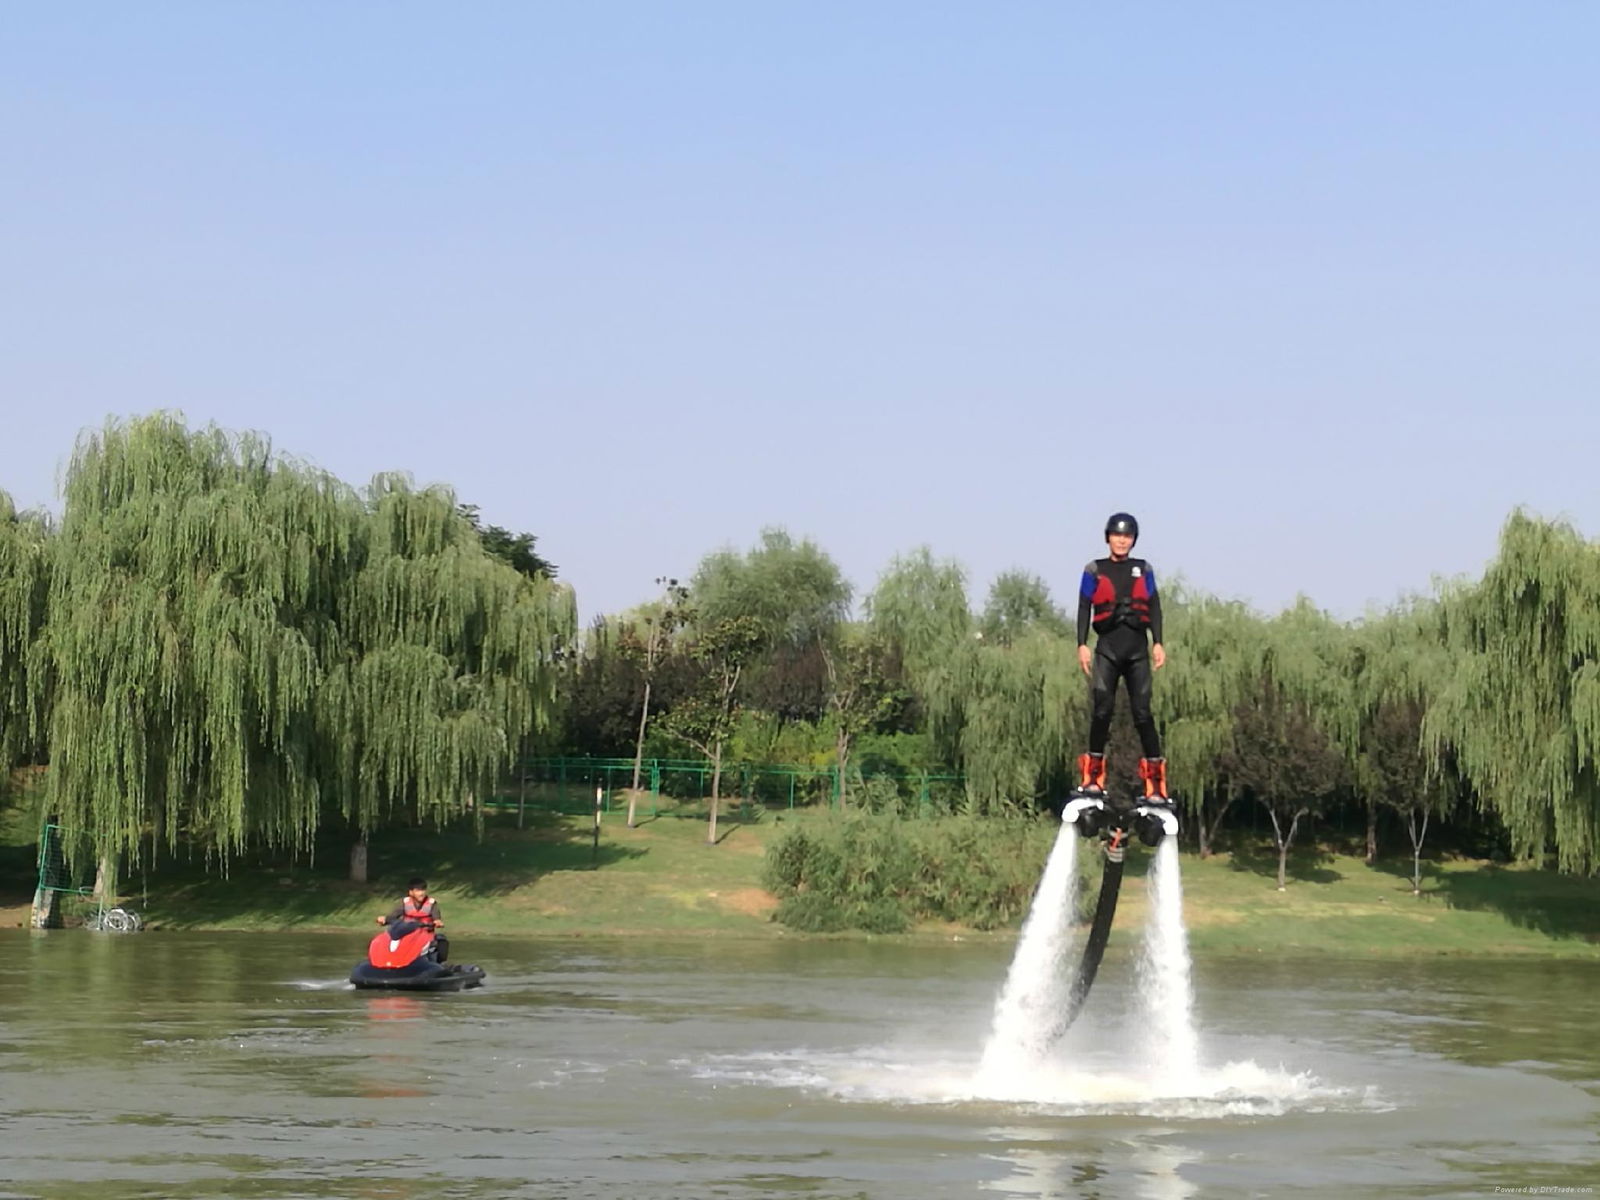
693, 1045, 1368, 1118
975, 819, 1080, 1082
1135, 837, 1200, 1082
975, 805, 1205, 1101
692, 816, 1364, 1117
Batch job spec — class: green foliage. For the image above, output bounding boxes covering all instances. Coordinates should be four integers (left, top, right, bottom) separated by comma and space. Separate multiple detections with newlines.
1263, 596, 1362, 759
822, 622, 913, 805
867, 547, 970, 675
458, 504, 557, 579
770, 887, 912, 934
0, 493, 52, 774
1428, 512, 1600, 871
825, 625, 905, 730
692, 528, 850, 649
1352, 602, 1459, 841
657, 616, 766, 759
932, 631, 1081, 811
852, 729, 939, 774
15, 414, 1600, 882
845, 773, 908, 813
726, 709, 834, 766
1155, 584, 1263, 814
980, 570, 1069, 645
665, 532, 851, 805
762, 809, 1057, 931
39, 414, 576, 869
590, 511, 1600, 875
1222, 676, 1349, 811
564, 617, 648, 756
870, 553, 1079, 811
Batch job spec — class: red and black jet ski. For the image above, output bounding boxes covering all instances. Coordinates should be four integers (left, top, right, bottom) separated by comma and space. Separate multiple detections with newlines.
350, 919, 485, 991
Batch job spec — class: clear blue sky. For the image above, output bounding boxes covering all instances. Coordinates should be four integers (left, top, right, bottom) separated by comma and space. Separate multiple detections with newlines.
4, 3, 1596, 621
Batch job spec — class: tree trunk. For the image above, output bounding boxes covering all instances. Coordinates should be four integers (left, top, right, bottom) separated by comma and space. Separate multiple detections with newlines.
835, 726, 852, 810
631, 678, 652, 793
1268, 807, 1304, 890
518, 769, 527, 830
1408, 808, 1430, 894
349, 833, 369, 883
1202, 793, 1236, 860
30, 885, 59, 929
1365, 799, 1378, 865
152, 803, 165, 865
93, 854, 117, 906
627, 678, 653, 829
707, 740, 723, 845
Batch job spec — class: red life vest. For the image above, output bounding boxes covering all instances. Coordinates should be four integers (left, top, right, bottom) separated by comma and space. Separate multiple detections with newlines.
1089, 563, 1153, 633
402, 896, 437, 928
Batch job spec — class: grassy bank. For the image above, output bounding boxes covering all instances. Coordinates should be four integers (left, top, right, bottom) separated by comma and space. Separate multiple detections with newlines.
1126, 845, 1600, 957
3, 802, 1599, 957
1, 801, 788, 938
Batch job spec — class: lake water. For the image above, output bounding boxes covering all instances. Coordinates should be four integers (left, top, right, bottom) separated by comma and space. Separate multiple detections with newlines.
1, 930, 1596, 1198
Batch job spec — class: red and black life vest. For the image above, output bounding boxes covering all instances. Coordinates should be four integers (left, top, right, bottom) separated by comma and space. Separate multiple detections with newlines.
1087, 560, 1154, 634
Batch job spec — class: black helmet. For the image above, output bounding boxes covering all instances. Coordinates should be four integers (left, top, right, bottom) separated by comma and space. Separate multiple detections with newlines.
1104, 512, 1139, 543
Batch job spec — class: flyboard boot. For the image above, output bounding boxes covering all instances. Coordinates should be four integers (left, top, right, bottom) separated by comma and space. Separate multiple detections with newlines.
1077, 752, 1107, 794
1139, 757, 1168, 801
1058, 752, 1110, 832
1132, 758, 1177, 845
1134, 758, 1177, 846
1059, 763, 1179, 850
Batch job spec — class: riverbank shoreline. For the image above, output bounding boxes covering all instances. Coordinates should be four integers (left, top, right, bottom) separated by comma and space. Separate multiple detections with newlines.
5, 807, 1598, 958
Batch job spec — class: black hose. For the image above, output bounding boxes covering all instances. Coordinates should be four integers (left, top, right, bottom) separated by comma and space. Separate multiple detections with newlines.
1046, 838, 1127, 1045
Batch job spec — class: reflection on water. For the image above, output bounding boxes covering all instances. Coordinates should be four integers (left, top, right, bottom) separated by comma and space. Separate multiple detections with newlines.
355, 993, 431, 1098
362, 993, 428, 1024
982, 1128, 1200, 1200
1, 930, 1597, 1199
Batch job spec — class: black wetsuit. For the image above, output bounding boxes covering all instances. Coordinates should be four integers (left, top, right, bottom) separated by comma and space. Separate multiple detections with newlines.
1077, 557, 1163, 758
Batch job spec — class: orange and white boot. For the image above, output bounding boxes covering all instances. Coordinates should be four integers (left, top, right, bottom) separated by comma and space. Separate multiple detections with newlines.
1138, 757, 1169, 801
1077, 752, 1107, 794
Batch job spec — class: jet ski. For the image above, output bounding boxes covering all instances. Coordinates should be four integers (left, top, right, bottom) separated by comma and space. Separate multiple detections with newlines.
350, 918, 485, 991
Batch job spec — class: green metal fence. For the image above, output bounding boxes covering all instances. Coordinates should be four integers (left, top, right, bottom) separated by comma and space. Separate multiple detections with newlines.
36, 823, 94, 896
494, 757, 964, 820
32, 823, 103, 929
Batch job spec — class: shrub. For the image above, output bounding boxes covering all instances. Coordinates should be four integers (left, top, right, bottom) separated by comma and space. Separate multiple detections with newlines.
763, 809, 1058, 932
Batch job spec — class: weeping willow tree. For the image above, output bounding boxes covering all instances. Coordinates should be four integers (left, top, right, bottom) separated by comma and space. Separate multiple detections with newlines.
930, 630, 1081, 811
979, 570, 1070, 645
42, 414, 574, 879
872, 551, 1280, 815
0, 492, 53, 777
1264, 597, 1362, 755
1155, 585, 1264, 854
867, 548, 971, 678
1217, 598, 1360, 886
935, 570, 1080, 810
1350, 598, 1453, 866
869, 552, 1079, 811
1427, 512, 1600, 872
326, 472, 575, 836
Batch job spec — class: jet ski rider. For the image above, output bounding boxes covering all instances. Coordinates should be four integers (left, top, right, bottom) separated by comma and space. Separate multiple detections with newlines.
377, 876, 449, 964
